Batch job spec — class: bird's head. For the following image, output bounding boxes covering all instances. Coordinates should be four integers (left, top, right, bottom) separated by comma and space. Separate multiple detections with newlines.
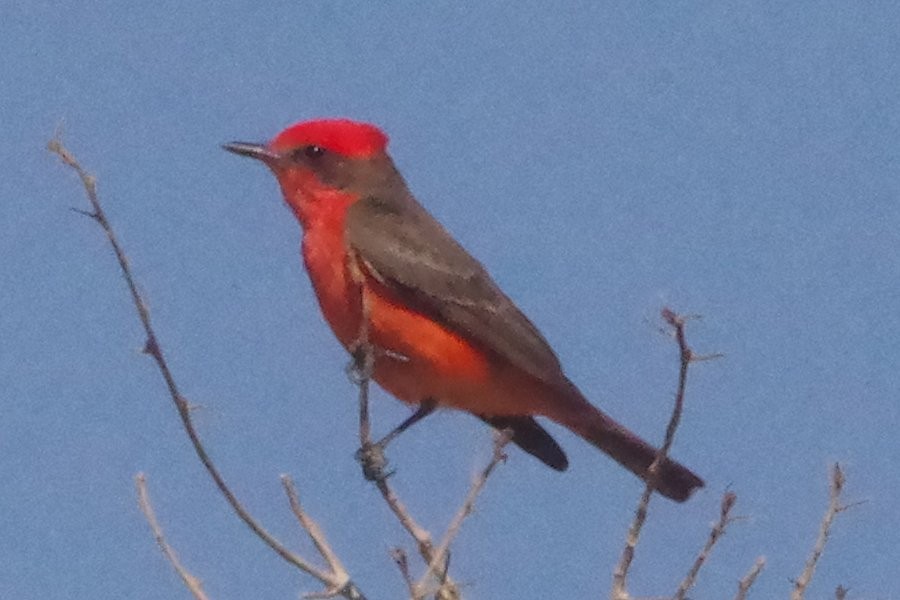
224, 119, 397, 225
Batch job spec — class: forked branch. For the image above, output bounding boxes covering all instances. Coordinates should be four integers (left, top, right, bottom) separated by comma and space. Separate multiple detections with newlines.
791, 463, 852, 600
611, 308, 711, 600
50, 137, 366, 600
350, 299, 509, 599
136, 473, 210, 600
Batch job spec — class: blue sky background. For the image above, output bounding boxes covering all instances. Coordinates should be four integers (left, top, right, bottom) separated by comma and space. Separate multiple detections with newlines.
2, 3, 898, 599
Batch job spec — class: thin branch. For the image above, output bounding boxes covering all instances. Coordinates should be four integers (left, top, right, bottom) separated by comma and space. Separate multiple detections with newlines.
391, 548, 417, 599
135, 474, 210, 600
611, 308, 698, 600
50, 138, 367, 600
415, 430, 512, 599
734, 557, 766, 600
354, 285, 375, 456
280, 476, 356, 598
791, 463, 849, 600
349, 287, 461, 600
378, 473, 436, 559
673, 491, 738, 600
349, 352, 434, 559
354, 367, 459, 600
348, 283, 434, 556
834, 584, 848, 600
377, 475, 439, 563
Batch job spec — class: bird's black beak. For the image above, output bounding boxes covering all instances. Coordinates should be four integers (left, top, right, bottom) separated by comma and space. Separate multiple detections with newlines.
222, 141, 279, 162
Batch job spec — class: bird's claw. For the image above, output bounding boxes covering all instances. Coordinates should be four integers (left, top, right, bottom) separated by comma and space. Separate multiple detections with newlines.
355, 442, 394, 482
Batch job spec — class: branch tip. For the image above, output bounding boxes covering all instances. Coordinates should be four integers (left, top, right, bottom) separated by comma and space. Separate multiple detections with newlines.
790, 463, 851, 600
54, 136, 367, 600
135, 473, 210, 600
672, 490, 740, 600
734, 556, 766, 600
613, 308, 704, 600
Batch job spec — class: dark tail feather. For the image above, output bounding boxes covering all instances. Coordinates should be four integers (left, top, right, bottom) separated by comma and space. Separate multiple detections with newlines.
478, 415, 569, 471
560, 403, 704, 502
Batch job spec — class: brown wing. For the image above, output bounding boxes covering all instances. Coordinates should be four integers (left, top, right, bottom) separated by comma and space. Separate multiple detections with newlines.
345, 192, 567, 388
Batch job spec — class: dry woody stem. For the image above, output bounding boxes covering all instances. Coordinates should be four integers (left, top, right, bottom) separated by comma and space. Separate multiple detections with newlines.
414, 430, 512, 599
136, 473, 210, 600
611, 308, 704, 600
50, 137, 366, 600
791, 463, 850, 600
734, 557, 766, 600
353, 345, 458, 600
281, 476, 354, 594
352, 325, 509, 599
673, 491, 738, 600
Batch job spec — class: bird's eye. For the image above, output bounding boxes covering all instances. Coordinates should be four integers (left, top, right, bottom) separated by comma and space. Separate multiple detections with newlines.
289, 145, 326, 162
303, 145, 326, 159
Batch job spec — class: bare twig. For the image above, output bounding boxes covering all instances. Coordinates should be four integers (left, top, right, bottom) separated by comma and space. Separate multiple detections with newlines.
352, 353, 459, 600
375, 470, 437, 562
834, 584, 848, 600
391, 548, 417, 598
347, 288, 425, 547
734, 556, 766, 600
349, 289, 466, 600
414, 430, 512, 599
791, 464, 849, 600
349, 344, 434, 558
611, 308, 699, 600
50, 138, 366, 600
281, 476, 357, 598
673, 491, 738, 599
354, 287, 375, 453
135, 474, 210, 600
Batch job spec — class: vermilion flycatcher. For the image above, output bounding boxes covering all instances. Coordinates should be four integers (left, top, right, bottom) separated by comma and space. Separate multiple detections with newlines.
224, 119, 703, 501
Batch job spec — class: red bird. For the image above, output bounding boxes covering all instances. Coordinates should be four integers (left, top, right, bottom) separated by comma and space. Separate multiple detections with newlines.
224, 119, 703, 501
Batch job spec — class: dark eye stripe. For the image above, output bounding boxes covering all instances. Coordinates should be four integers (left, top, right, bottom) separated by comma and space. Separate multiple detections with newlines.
289, 145, 326, 162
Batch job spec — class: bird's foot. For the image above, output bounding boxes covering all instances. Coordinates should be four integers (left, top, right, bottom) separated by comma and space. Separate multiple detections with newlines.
355, 441, 394, 482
